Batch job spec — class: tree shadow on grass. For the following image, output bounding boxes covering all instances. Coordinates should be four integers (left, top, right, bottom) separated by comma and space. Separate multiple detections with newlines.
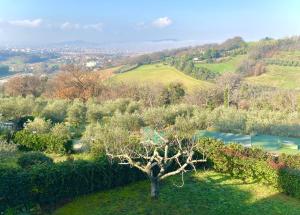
188, 171, 300, 215
54, 171, 300, 215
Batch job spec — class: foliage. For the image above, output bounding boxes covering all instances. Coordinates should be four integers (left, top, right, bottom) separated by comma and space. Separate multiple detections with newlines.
14, 122, 72, 154
4, 75, 45, 97
66, 99, 87, 126
197, 138, 300, 201
42, 100, 69, 123
159, 82, 185, 105
24, 117, 52, 134
17, 152, 53, 168
278, 168, 300, 199
0, 156, 144, 212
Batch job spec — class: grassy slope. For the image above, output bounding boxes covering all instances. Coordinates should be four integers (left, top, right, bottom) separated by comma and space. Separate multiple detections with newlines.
195, 55, 246, 74
111, 64, 212, 92
272, 51, 300, 61
246, 65, 300, 90
54, 171, 300, 215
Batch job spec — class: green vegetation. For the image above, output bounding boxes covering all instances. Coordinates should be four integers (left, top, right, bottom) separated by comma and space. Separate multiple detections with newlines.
2, 36, 300, 214
53, 171, 300, 215
195, 55, 247, 73
271, 51, 300, 61
112, 64, 212, 91
0, 157, 144, 213
247, 65, 300, 89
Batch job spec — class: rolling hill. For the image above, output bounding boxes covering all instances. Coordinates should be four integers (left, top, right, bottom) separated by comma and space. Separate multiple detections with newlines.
195, 54, 246, 74
246, 65, 300, 90
111, 64, 212, 92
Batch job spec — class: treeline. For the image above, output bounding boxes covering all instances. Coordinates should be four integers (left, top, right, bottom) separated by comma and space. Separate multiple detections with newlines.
264, 58, 300, 67
238, 36, 300, 76
163, 37, 248, 81
1, 65, 300, 113
165, 56, 219, 81
1, 96, 299, 142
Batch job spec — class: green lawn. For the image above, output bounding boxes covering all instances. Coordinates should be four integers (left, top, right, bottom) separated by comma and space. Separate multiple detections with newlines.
111, 64, 212, 92
246, 65, 300, 90
53, 171, 300, 215
198, 130, 300, 154
195, 55, 246, 74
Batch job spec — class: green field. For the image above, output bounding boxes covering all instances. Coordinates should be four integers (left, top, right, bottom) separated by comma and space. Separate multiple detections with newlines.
198, 130, 300, 154
195, 55, 246, 74
112, 64, 212, 92
54, 171, 300, 215
246, 65, 300, 90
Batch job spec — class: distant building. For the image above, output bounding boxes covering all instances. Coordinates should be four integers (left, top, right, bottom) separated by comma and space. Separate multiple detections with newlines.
86, 61, 97, 68
193, 57, 201, 63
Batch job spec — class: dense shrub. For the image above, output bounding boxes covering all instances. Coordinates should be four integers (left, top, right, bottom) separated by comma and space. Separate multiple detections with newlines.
0, 156, 145, 212
0, 128, 13, 142
0, 141, 18, 153
278, 168, 300, 199
197, 138, 278, 185
14, 130, 71, 154
17, 152, 53, 168
197, 138, 300, 200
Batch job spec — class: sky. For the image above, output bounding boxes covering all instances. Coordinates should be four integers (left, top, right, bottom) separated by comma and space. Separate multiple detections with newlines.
0, 0, 300, 46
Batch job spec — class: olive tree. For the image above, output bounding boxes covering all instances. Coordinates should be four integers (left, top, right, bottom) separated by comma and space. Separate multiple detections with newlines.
101, 116, 206, 199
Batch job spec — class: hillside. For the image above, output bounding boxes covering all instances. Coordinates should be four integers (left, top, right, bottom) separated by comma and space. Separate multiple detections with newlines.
112, 64, 212, 92
195, 54, 246, 74
246, 65, 300, 90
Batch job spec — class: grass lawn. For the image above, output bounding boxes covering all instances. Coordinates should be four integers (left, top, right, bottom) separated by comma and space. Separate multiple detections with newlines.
111, 63, 212, 92
198, 130, 300, 154
53, 171, 300, 215
246, 65, 300, 90
195, 55, 246, 74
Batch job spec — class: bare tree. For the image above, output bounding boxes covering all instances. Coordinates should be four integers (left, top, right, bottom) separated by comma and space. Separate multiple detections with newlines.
104, 129, 206, 198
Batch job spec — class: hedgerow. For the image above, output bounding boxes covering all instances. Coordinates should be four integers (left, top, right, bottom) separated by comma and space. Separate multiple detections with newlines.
198, 138, 300, 198
0, 156, 145, 213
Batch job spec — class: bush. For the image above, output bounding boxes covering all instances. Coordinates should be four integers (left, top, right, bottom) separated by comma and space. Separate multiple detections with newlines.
278, 168, 300, 199
17, 152, 53, 169
197, 138, 278, 184
14, 127, 71, 154
0, 156, 144, 212
197, 138, 300, 200
0, 141, 17, 154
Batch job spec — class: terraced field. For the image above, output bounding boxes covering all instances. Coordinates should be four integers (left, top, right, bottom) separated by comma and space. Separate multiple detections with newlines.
246, 65, 300, 90
112, 64, 212, 92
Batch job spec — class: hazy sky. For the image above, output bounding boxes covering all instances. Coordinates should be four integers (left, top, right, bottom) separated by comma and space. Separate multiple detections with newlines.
0, 0, 300, 45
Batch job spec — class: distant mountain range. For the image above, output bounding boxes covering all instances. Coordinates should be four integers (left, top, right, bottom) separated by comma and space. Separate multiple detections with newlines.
1, 39, 205, 53
45, 39, 204, 53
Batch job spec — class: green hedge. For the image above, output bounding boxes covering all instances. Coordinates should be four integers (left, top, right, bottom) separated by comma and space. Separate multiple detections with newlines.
278, 168, 300, 199
0, 157, 145, 212
198, 138, 300, 198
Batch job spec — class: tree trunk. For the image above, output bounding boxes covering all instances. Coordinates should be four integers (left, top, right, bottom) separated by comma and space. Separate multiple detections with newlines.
150, 178, 159, 199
